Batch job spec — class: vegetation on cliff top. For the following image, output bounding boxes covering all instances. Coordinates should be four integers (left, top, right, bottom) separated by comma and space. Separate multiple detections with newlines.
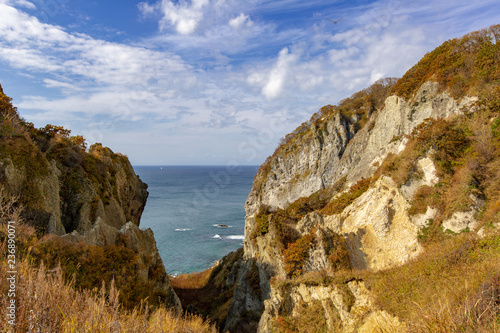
391, 24, 500, 100
0, 85, 147, 233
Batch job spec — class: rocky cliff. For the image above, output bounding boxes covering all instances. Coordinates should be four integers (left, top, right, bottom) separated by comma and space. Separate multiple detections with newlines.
0, 115, 148, 235
0, 85, 181, 312
224, 24, 500, 332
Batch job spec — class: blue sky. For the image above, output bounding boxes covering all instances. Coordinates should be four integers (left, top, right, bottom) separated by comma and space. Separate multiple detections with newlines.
0, 0, 498, 165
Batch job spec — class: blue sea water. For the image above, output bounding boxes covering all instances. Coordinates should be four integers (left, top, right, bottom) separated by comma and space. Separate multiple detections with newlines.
133, 165, 257, 275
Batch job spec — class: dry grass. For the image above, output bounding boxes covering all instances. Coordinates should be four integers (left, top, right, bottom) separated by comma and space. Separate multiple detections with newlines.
0, 188, 23, 224
273, 300, 329, 333
413, 289, 500, 333
170, 267, 214, 290
0, 190, 216, 332
365, 233, 500, 332
0, 258, 217, 332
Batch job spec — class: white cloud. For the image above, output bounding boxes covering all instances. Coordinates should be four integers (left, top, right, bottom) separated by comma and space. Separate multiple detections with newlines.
1, 0, 499, 164
43, 79, 82, 92
1, 0, 35, 9
229, 13, 252, 29
138, 0, 285, 59
139, 0, 211, 35
261, 47, 298, 100
0, 4, 190, 89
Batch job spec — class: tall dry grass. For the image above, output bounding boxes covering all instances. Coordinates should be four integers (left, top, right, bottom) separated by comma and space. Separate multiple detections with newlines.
0, 188, 216, 333
0, 242, 217, 333
366, 233, 500, 333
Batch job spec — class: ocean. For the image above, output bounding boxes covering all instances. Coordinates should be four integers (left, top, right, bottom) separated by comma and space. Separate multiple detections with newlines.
133, 165, 257, 275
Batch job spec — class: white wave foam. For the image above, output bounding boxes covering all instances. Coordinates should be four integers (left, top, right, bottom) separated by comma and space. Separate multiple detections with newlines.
213, 234, 222, 239
174, 228, 193, 231
225, 235, 245, 240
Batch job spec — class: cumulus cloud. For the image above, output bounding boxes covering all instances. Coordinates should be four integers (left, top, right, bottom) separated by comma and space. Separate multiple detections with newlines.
139, 0, 219, 35
261, 48, 298, 100
229, 13, 252, 29
159, 0, 209, 34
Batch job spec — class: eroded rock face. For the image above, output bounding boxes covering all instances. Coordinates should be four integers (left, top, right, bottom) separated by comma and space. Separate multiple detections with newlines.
224, 258, 269, 333
325, 176, 422, 271
0, 142, 148, 235
245, 112, 356, 217
244, 82, 476, 261
245, 82, 476, 220
258, 280, 406, 333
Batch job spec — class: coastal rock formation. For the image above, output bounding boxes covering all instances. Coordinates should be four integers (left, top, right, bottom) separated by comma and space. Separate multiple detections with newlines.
242, 81, 476, 274
0, 86, 179, 312
224, 24, 500, 331
1, 140, 147, 235
245, 81, 476, 221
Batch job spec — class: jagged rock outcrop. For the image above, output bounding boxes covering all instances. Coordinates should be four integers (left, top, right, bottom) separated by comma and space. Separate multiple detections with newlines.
245, 112, 356, 215
0, 141, 148, 235
0, 87, 148, 235
229, 82, 480, 332
245, 82, 476, 221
